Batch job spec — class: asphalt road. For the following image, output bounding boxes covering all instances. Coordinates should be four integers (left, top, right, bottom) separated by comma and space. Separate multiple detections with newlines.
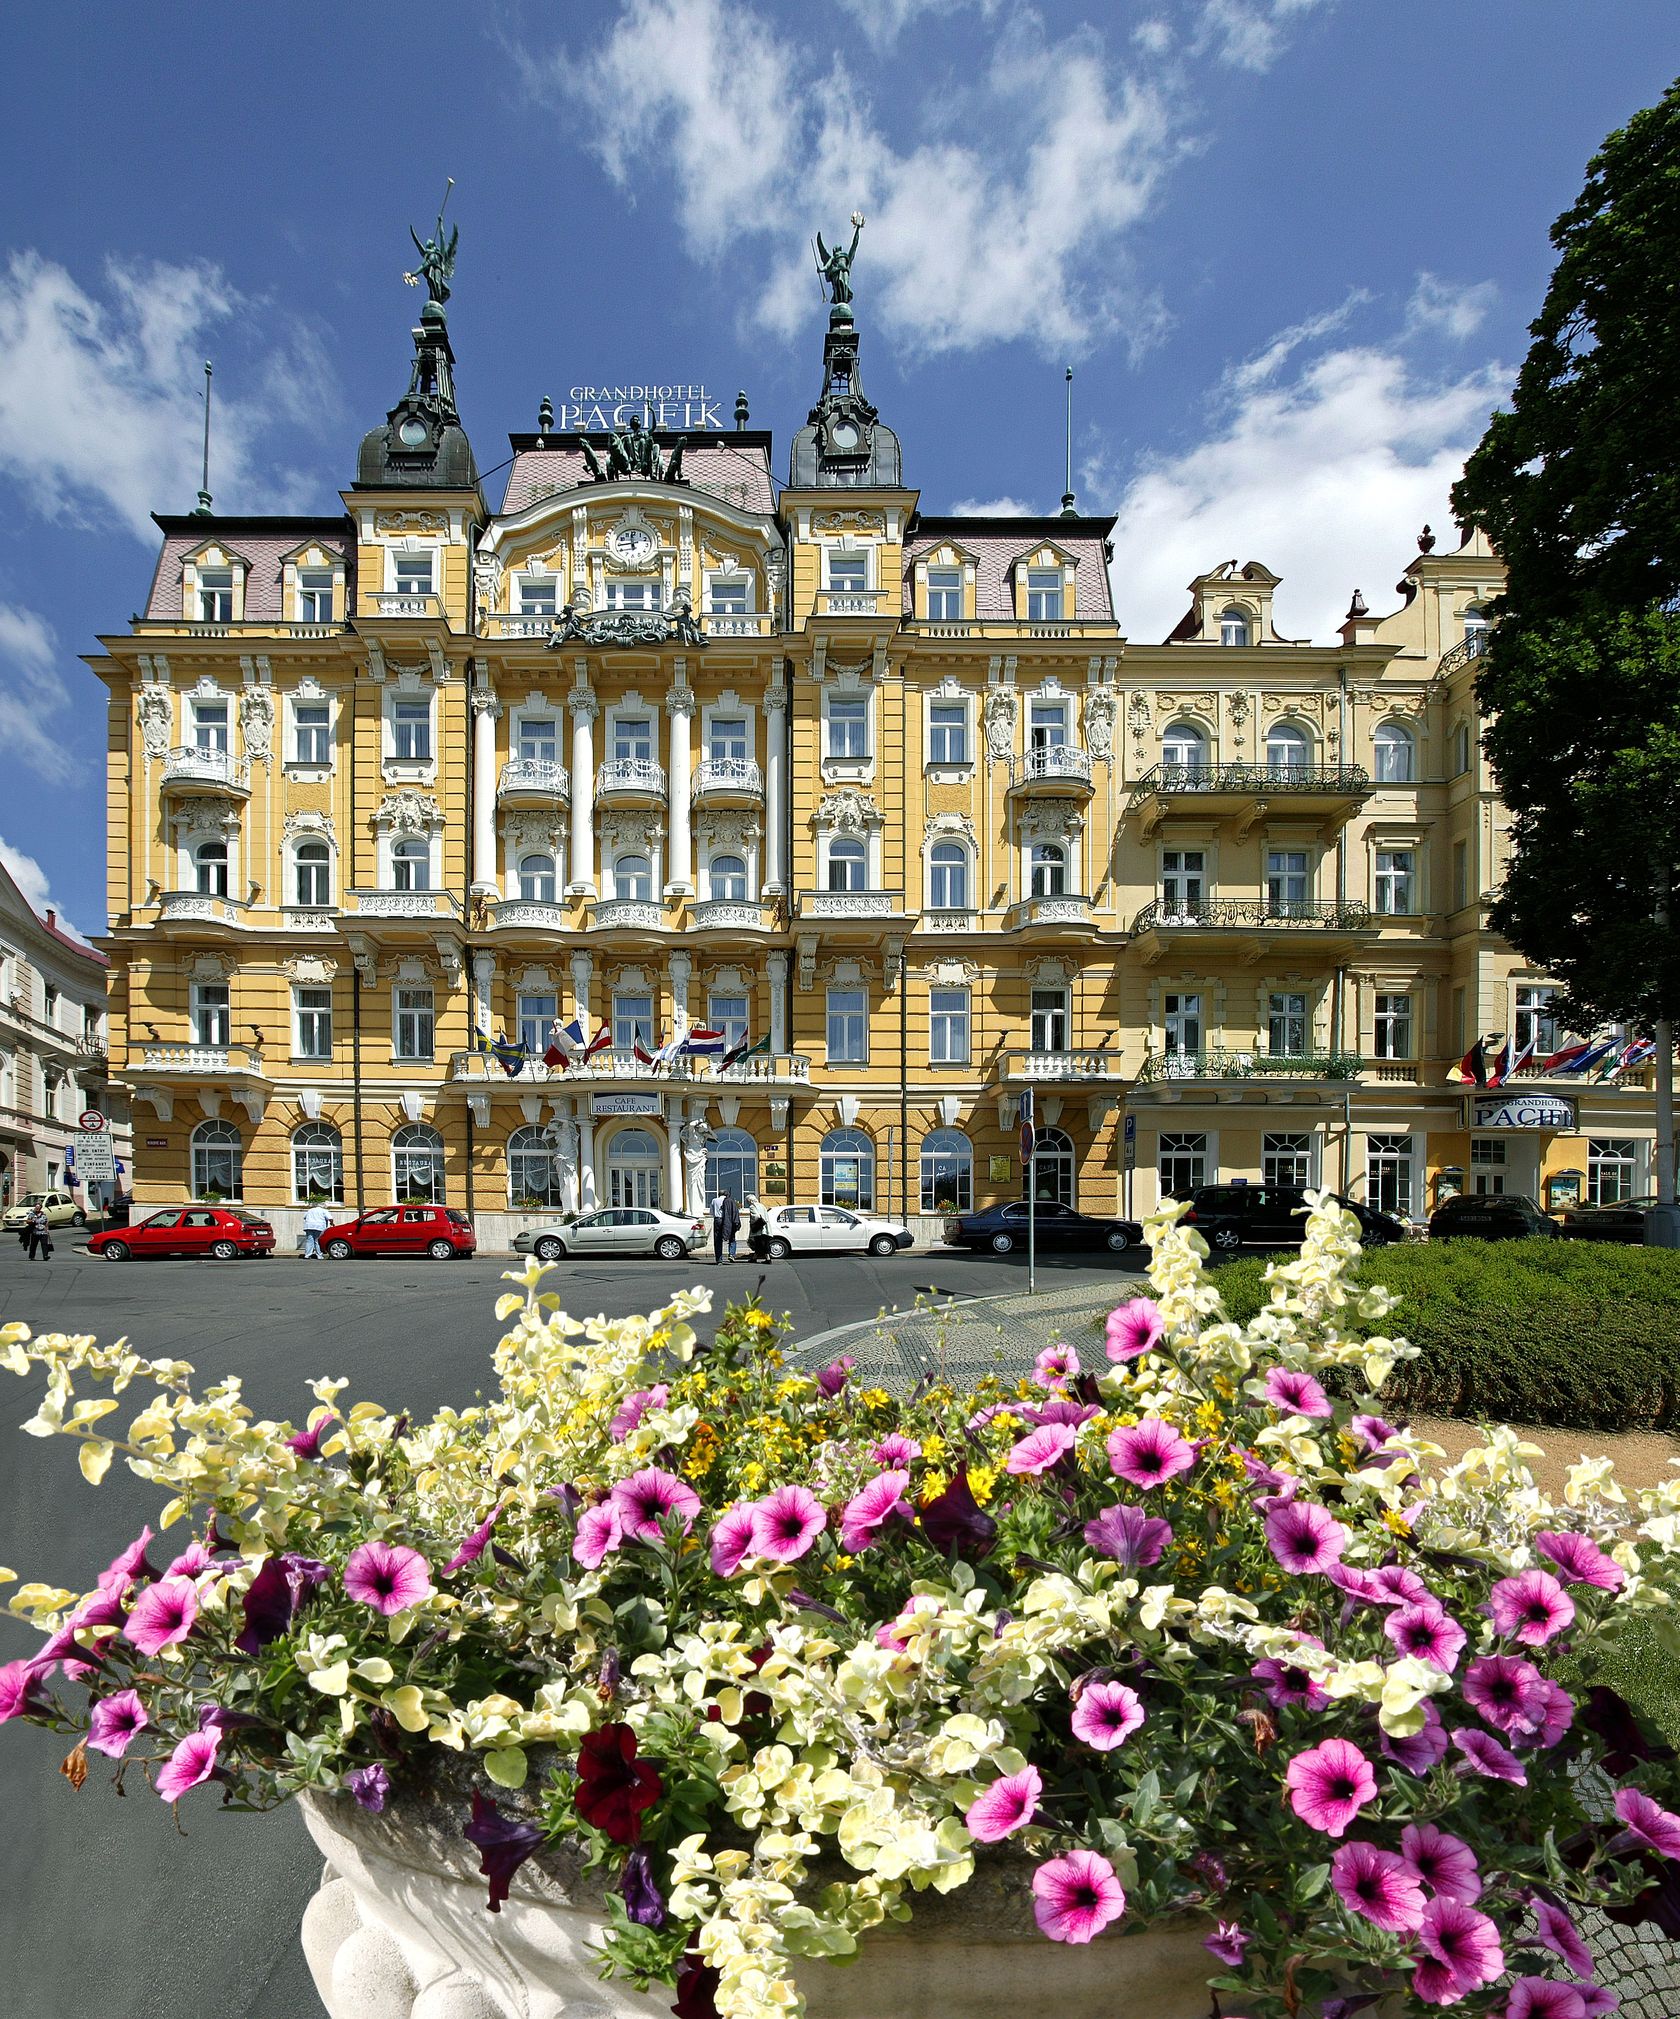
0, 1239, 1145, 2019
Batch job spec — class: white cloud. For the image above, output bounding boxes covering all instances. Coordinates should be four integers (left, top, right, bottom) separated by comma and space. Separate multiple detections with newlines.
1193, 0, 1330, 73
950, 494, 1035, 515
0, 602, 80, 786
1223, 289, 1371, 394
1406, 272, 1499, 341
833, 0, 1001, 48
0, 251, 328, 544
1133, 17, 1174, 56
0, 835, 80, 938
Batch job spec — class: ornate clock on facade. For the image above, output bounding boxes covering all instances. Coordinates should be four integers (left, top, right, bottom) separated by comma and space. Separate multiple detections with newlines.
610, 524, 656, 563
397, 417, 430, 448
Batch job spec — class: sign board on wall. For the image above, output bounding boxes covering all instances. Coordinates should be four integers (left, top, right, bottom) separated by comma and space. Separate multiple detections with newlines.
988, 1156, 1013, 1184
1471, 1092, 1578, 1131
590, 1092, 663, 1117
145, 1136, 168, 1149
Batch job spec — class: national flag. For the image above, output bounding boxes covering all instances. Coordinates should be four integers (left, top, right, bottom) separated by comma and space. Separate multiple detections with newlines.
1605, 1036, 1658, 1079
1543, 1034, 1617, 1076
492, 1033, 527, 1078
544, 1017, 587, 1069
632, 1034, 656, 1066
1448, 1036, 1499, 1087
679, 1025, 727, 1056
721, 1032, 772, 1070
1486, 1036, 1534, 1089
582, 1025, 612, 1061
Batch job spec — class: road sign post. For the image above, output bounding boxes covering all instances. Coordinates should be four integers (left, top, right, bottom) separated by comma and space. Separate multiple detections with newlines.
1019, 1091, 1037, 1294
1123, 1113, 1137, 1219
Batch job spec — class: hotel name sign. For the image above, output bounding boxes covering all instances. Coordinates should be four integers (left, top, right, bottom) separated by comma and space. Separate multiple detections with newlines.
558, 385, 724, 433
1471, 1092, 1577, 1131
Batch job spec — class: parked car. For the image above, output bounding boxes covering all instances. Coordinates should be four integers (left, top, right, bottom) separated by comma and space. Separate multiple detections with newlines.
322, 1205, 477, 1260
945, 1200, 1143, 1256
3, 1188, 86, 1232
762, 1205, 914, 1259
1557, 1195, 1662, 1242
87, 1206, 276, 1261
511, 1206, 706, 1263
1182, 1184, 1408, 1254
1427, 1192, 1558, 1242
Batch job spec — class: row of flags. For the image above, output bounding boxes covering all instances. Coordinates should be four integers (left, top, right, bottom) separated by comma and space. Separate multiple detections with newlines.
1449, 1031, 1661, 1088
472, 1020, 771, 1078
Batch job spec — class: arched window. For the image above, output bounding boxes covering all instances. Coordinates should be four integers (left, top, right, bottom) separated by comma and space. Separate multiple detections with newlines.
1031, 1126, 1075, 1208
292, 1120, 343, 1203
519, 853, 556, 903
392, 837, 429, 892
705, 1127, 758, 1204
507, 1123, 563, 1209
919, 1128, 973, 1212
1219, 607, 1251, 648
1463, 604, 1491, 648
294, 841, 330, 908
929, 842, 969, 910
1161, 721, 1209, 779
1373, 720, 1416, 784
606, 1127, 663, 1211
820, 1127, 875, 1210
614, 854, 652, 901
1265, 723, 1311, 778
827, 838, 867, 892
392, 1121, 445, 1203
194, 840, 228, 897
709, 854, 748, 902
1030, 841, 1067, 898
190, 1118, 243, 1200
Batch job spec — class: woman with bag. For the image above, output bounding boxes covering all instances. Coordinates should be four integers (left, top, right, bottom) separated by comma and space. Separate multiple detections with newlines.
745, 1195, 772, 1267
24, 1205, 51, 1261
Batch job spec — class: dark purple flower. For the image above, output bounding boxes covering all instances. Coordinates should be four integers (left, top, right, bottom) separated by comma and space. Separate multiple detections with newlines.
1202, 1919, 1250, 1967
347, 1764, 390, 1813
1024, 1398, 1102, 1429
816, 1355, 855, 1397
1252, 1649, 1329, 1711
1380, 1699, 1449, 1774
1580, 1685, 1670, 1775
620, 1846, 666, 1927
1351, 1413, 1399, 1451
443, 1504, 504, 1576
1528, 1895, 1595, 1979
285, 1414, 332, 1460
1452, 1726, 1528, 1784
1464, 1653, 1549, 1735
917, 1468, 998, 1561
674, 1947, 722, 2019
1083, 1502, 1173, 1568
464, 1791, 545, 1913
235, 1553, 331, 1655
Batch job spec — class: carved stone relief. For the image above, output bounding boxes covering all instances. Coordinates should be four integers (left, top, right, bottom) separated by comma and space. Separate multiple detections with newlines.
814, 788, 882, 836
137, 687, 172, 759
1084, 686, 1117, 760
374, 791, 443, 836
983, 685, 1018, 760
239, 687, 274, 763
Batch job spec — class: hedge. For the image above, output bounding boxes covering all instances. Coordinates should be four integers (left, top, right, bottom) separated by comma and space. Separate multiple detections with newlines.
1211, 1240, 1680, 1432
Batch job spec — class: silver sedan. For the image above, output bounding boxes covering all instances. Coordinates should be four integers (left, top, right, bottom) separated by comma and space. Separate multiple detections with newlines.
512, 1206, 708, 1262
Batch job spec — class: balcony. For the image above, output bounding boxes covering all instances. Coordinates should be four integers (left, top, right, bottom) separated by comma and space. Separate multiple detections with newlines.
704, 613, 772, 638
160, 746, 251, 798
155, 891, 248, 937
1135, 1050, 1365, 1085
691, 757, 764, 807
796, 891, 909, 931
370, 592, 443, 620
498, 757, 570, 808
589, 898, 666, 939
689, 899, 774, 939
918, 908, 980, 934
132, 1041, 268, 1082
1436, 631, 1491, 679
281, 905, 341, 934
1008, 745, 1094, 797
490, 899, 571, 933
1003, 1049, 1119, 1083
482, 611, 557, 640
595, 756, 667, 806
1004, 894, 1097, 938
343, 889, 463, 943
1130, 897, 1376, 965
448, 1048, 811, 1090
1127, 761, 1372, 836
815, 592, 886, 618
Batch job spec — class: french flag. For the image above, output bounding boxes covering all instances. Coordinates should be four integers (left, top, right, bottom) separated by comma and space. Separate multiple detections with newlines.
680, 1025, 726, 1056
543, 1017, 588, 1068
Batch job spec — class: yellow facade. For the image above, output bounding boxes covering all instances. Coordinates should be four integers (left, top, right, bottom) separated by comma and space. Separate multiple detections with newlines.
88, 297, 1664, 1245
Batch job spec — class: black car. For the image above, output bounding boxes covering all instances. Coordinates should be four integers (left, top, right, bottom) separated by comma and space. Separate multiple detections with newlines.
1183, 1184, 1408, 1254
945, 1200, 1143, 1256
1427, 1192, 1558, 1241
1557, 1195, 1660, 1242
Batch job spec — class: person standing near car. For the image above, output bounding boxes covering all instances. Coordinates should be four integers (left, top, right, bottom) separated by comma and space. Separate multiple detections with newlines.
300, 1199, 331, 1261
745, 1194, 772, 1266
24, 1204, 51, 1261
710, 1189, 740, 1264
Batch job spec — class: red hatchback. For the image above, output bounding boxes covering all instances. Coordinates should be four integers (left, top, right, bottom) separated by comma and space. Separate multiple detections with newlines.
322, 1205, 476, 1261
89, 1207, 276, 1262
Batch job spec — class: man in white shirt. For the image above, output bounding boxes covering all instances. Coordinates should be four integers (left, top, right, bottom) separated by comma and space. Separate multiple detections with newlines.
300, 1200, 332, 1260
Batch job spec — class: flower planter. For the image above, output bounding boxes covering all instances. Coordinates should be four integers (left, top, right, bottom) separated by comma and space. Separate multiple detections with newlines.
299, 1785, 1218, 2019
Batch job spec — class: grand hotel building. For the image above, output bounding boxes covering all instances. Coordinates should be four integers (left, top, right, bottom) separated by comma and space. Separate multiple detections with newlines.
91, 278, 1663, 1247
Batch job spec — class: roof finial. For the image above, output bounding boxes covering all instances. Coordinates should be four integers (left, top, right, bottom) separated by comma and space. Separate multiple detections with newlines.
814, 212, 865, 327
1417, 523, 1436, 553
192, 359, 214, 516
1060, 365, 1077, 517
734, 389, 750, 431
537, 395, 553, 436
403, 179, 458, 316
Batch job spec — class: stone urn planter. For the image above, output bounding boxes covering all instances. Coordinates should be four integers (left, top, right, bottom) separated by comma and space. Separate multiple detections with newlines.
299, 1784, 1220, 2019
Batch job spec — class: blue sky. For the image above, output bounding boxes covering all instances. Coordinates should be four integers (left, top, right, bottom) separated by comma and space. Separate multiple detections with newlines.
1, 0, 1676, 933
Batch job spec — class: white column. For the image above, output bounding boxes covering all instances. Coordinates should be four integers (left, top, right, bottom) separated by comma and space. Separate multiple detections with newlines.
570, 951, 594, 1033
471, 951, 496, 1049
568, 688, 597, 895
665, 1095, 683, 1211
470, 690, 501, 895
578, 1113, 597, 1209
666, 684, 695, 895
764, 680, 788, 894
668, 951, 692, 1035
768, 949, 789, 1056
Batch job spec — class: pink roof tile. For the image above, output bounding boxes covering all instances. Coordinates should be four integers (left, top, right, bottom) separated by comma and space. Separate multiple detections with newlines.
500, 439, 777, 519
904, 520, 1117, 622
144, 519, 353, 622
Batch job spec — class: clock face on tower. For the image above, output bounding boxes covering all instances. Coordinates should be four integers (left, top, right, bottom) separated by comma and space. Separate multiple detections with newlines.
611, 525, 656, 562
827, 418, 862, 454
397, 417, 429, 448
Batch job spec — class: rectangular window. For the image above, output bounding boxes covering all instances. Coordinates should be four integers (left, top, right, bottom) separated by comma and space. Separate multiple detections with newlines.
1373, 992, 1413, 1060
929, 986, 970, 1065
926, 568, 962, 621
1161, 850, 1205, 910
827, 987, 868, 1063
518, 992, 556, 1056
1164, 991, 1202, 1059
518, 577, 557, 616
708, 993, 749, 1048
1453, 984, 1467, 1050
1029, 700, 1068, 749
393, 551, 434, 598
392, 698, 431, 762
1588, 1137, 1641, 1206
1263, 1131, 1314, 1187
1374, 849, 1415, 915
1453, 839, 1469, 910
193, 700, 229, 753
198, 568, 234, 622
827, 694, 869, 758
1515, 984, 1563, 1058
394, 986, 434, 1061
517, 716, 558, 765
928, 701, 968, 765
1030, 987, 1069, 1054
192, 982, 229, 1049
613, 994, 655, 1051
295, 986, 332, 1060
1026, 569, 1063, 621
1366, 1132, 1416, 1217
1158, 1131, 1208, 1197
614, 717, 653, 763
298, 570, 335, 623
828, 552, 868, 595
605, 579, 663, 611
1469, 1137, 1507, 1196
1267, 849, 1311, 915
1267, 992, 1308, 1057
1453, 723, 1473, 776
709, 717, 749, 763
709, 577, 749, 615
294, 702, 330, 766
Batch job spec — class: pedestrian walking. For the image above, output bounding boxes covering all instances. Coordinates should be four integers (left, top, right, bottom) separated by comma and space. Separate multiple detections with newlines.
300, 1199, 331, 1260
24, 1205, 51, 1261
745, 1194, 772, 1267
709, 1189, 741, 1264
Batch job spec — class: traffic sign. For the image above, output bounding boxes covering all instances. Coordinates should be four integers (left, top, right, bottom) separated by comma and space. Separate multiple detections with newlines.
73, 1133, 116, 1184
1019, 1122, 1036, 1163
1123, 1112, 1136, 1173
78, 1110, 107, 1132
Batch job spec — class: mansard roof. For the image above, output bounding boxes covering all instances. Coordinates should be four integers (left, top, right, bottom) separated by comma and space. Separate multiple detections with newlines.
143, 516, 352, 621
499, 433, 777, 521
904, 515, 1117, 622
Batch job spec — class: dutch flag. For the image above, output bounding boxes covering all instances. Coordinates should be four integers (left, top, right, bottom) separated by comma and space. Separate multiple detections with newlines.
679, 1026, 727, 1056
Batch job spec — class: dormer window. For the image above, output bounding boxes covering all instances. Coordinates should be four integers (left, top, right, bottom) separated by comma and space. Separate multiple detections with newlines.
298, 571, 335, 623
393, 552, 434, 599
1026, 570, 1063, 621
198, 569, 234, 623
518, 576, 557, 617
927, 568, 962, 620
1219, 607, 1251, 647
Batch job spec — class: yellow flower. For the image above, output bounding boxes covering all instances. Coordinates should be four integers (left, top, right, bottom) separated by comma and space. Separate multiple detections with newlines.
918, 1470, 949, 1506
967, 1466, 997, 1505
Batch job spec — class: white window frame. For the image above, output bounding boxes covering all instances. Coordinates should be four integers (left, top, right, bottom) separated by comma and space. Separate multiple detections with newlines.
294, 984, 333, 1061
1373, 720, 1415, 783
1025, 568, 1064, 622
1374, 848, 1417, 916
291, 698, 333, 769
1514, 984, 1563, 1058
705, 574, 751, 616
613, 992, 655, 1051
390, 836, 433, 893
823, 689, 872, 765
925, 692, 972, 771
825, 550, 871, 596
925, 567, 963, 621
1158, 1130, 1209, 1197
1027, 839, 1071, 899
1266, 991, 1308, 1058
1365, 1132, 1417, 1217
706, 852, 750, 903
1587, 1137, 1644, 1206
292, 839, 333, 909
1262, 1130, 1317, 1188
393, 985, 435, 1062
1373, 991, 1412, 1060
1030, 986, 1070, 1054
297, 569, 337, 624
383, 683, 437, 783
707, 992, 750, 1048
514, 710, 561, 766
826, 986, 868, 1064
1218, 607, 1250, 648
517, 852, 558, 904
389, 547, 437, 599
929, 986, 970, 1065
927, 841, 971, 912
1161, 721, 1210, 777
191, 980, 230, 1049
516, 574, 558, 618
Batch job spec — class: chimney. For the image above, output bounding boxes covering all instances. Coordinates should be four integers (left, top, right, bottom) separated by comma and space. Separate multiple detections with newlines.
45, 908, 56, 929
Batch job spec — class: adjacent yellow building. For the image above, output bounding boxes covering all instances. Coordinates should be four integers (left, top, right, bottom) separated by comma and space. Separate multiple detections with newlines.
90, 280, 1664, 1247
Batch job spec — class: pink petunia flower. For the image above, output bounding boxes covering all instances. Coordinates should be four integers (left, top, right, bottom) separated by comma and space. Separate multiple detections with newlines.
0, 1659, 48, 1723
1352, 1412, 1400, 1451
1106, 1417, 1197, 1490
1452, 1727, 1528, 1785
608, 1384, 670, 1441
1382, 1701, 1449, 1774
749, 1485, 827, 1564
870, 1433, 921, 1467
610, 1468, 702, 1544
1330, 1840, 1427, 1932
573, 1502, 625, 1571
1033, 1342, 1081, 1388
1530, 1896, 1595, 1979
1263, 1366, 1333, 1419
442, 1504, 503, 1576
1613, 1786, 1680, 1860
1325, 1561, 1388, 1605
1006, 1423, 1078, 1476
1415, 1896, 1506, 1999
1463, 1653, 1549, 1735
1365, 1563, 1433, 1606
1083, 1503, 1173, 1568
875, 1593, 940, 1651
965, 1764, 1043, 1842
1105, 1298, 1165, 1363
154, 1727, 222, 1802
86, 1688, 150, 1759
1505, 1981, 1589, 2019
1070, 1679, 1145, 1751
164, 1541, 217, 1580
1400, 1823, 1482, 1903
1202, 1920, 1249, 1968
707, 1503, 759, 1578
1533, 1529, 1625, 1592
1520, 1678, 1576, 1752
1384, 1600, 1468, 1671
840, 1471, 912, 1552
98, 1527, 158, 1598
342, 1542, 434, 1616
1285, 1738, 1377, 1837
1490, 1570, 1577, 1647
1031, 1849, 1126, 1943
1251, 1642, 1329, 1711
1264, 1501, 1349, 1576
125, 1575, 201, 1656
816, 1355, 855, 1398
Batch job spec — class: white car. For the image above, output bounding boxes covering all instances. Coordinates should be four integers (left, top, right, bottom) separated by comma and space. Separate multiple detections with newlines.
763, 1205, 914, 1259
512, 1206, 707, 1263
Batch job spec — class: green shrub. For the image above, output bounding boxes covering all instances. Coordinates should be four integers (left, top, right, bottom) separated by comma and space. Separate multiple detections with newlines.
1213, 1239, 1680, 1432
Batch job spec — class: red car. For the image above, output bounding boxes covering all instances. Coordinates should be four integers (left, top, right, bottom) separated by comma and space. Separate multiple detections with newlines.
89, 1206, 276, 1261
322, 1205, 476, 1261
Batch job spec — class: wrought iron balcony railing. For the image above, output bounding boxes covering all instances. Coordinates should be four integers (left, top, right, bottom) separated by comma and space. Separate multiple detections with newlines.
1131, 897, 1375, 934
1128, 760, 1371, 811
1136, 1049, 1365, 1084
